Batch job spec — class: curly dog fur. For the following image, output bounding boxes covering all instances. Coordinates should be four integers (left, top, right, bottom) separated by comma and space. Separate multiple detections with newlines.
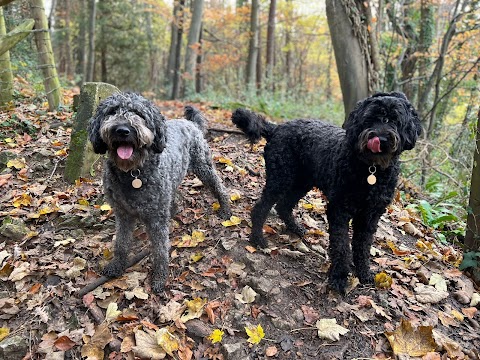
88, 92, 232, 294
232, 92, 422, 294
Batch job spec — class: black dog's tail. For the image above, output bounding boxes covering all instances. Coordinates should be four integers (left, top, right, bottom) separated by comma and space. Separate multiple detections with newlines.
184, 106, 207, 136
231, 108, 277, 143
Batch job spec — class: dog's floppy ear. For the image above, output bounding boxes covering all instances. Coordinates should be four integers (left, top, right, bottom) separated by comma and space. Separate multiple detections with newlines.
88, 99, 114, 154
151, 112, 167, 153
401, 100, 423, 151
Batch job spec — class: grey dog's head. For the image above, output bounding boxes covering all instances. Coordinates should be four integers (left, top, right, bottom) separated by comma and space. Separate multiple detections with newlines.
88, 92, 167, 172
343, 92, 422, 169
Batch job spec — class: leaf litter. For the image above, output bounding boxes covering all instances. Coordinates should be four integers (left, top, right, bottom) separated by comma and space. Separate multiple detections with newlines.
0, 92, 479, 359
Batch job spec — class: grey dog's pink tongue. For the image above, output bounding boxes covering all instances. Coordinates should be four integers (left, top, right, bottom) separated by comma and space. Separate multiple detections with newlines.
117, 145, 134, 160
367, 137, 381, 153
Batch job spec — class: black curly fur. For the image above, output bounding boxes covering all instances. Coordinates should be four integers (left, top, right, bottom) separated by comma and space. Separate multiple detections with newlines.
232, 92, 422, 294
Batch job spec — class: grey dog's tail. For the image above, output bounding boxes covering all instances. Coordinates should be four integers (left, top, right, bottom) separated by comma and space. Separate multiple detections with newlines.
184, 106, 207, 135
231, 108, 277, 143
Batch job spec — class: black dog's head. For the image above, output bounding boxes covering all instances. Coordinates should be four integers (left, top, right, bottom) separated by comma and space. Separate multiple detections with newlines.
88, 92, 167, 172
343, 92, 422, 168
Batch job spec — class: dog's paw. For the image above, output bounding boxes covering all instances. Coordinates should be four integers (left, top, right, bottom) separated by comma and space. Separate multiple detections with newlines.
286, 223, 307, 238
217, 207, 233, 220
102, 259, 126, 278
357, 269, 374, 285
151, 279, 166, 295
250, 234, 268, 249
328, 276, 348, 296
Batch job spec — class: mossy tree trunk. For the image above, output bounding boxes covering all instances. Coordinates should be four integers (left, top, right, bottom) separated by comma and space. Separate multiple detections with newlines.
0, 7, 13, 106
29, 0, 61, 110
466, 111, 480, 252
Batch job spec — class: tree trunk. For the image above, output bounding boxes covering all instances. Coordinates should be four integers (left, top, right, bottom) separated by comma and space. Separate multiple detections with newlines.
184, 0, 204, 98
77, 0, 87, 85
256, 22, 262, 91
86, 0, 96, 82
0, 7, 13, 106
166, 1, 180, 89
29, 0, 62, 110
171, 0, 185, 100
64, 0, 73, 79
195, 22, 203, 93
284, 0, 293, 91
246, 0, 259, 89
265, 0, 276, 87
326, 0, 368, 118
145, 2, 159, 92
465, 110, 480, 253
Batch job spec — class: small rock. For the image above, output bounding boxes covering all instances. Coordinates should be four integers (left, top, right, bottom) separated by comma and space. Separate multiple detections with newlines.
0, 335, 28, 360
271, 317, 294, 330
185, 319, 212, 340
247, 276, 279, 297
0, 217, 29, 242
221, 342, 248, 360
292, 308, 304, 322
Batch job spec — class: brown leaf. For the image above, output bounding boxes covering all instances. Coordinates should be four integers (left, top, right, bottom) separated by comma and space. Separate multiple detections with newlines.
461, 307, 477, 319
301, 305, 320, 325
81, 323, 112, 360
54, 336, 76, 351
385, 318, 436, 357
265, 346, 278, 357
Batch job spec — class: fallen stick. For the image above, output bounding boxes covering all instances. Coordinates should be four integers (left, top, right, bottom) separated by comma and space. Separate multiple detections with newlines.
207, 127, 244, 135
76, 249, 151, 297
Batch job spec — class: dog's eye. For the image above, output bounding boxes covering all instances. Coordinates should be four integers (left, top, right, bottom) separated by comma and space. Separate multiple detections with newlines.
382, 118, 389, 124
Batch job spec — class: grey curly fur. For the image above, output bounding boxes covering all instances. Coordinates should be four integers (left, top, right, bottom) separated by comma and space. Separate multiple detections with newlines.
232, 92, 422, 294
88, 92, 232, 294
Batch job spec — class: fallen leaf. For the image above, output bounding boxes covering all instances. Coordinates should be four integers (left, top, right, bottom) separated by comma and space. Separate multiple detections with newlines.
375, 272, 393, 289
385, 318, 436, 356
230, 193, 241, 201
245, 324, 265, 344
158, 300, 185, 323
7, 158, 26, 169
54, 335, 76, 351
470, 293, 480, 307
105, 302, 122, 322
208, 329, 224, 344
133, 329, 166, 360
222, 216, 242, 227
461, 307, 477, 319
65, 257, 86, 278
156, 328, 179, 357
8, 261, 30, 281
125, 287, 149, 300
315, 318, 349, 341
81, 323, 112, 360
180, 298, 206, 322
429, 273, 447, 292
0, 328, 9, 341
235, 285, 258, 304
265, 346, 278, 356
414, 285, 449, 304
301, 305, 319, 325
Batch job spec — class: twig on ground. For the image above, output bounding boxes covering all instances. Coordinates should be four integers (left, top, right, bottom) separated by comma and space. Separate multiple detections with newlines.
208, 127, 244, 135
76, 249, 150, 297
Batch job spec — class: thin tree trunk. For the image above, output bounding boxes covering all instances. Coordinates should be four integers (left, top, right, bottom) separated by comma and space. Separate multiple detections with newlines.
29, 0, 62, 110
86, 0, 96, 82
184, 0, 204, 97
77, 0, 87, 85
284, 0, 293, 91
195, 22, 203, 93
166, 1, 180, 89
171, 0, 185, 100
256, 23, 262, 91
145, 2, 159, 92
0, 7, 13, 106
64, 0, 73, 79
246, 0, 259, 89
265, 0, 276, 87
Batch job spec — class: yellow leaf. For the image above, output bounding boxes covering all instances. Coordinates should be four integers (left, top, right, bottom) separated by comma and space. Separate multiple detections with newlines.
375, 272, 393, 289
0, 327, 9, 342
12, 193, 32, 208
222, 216, 242, 227
4, 138, 13, 143
54, 148, 68, 157
212, 202, 221, 211
216, 156, 233, 166
78, 199, 89, 206
173, 230, 206, 248
302, 203, 314, 210
245, 324, 265, 344
208, 329, 224, 344
451, 309, 464, 322
385, 318, 436, 356
230, 193, 241, 201
106, 303, 122, 322
180, 298, 206, 322
6, 158, 26, 169
190, 252, 204, 263
100, 204, 111, 211
155, 328, 179, 357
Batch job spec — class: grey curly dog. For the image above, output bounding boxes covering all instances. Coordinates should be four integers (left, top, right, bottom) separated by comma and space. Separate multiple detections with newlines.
88, 92, 232, 294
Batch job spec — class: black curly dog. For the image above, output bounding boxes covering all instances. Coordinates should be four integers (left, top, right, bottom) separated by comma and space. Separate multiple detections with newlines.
232, 92, 422, 294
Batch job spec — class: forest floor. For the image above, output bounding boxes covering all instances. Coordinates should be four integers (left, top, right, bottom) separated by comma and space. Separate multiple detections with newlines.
1, 88, 479, 360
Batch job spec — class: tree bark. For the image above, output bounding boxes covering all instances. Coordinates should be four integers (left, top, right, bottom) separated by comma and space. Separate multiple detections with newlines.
265, 0, 276, 86
29, 0, 62, 110
0, 7, 13, 106
326, 0, 368, 118
184, 0, 204, 97
171, 0, 185, 99
246, 0, 259, 89
465, 110, 480, 252
0, 18, 35, 56
166, 1, 180, 89
86, 0, 96, 82
77, 0, 87, 86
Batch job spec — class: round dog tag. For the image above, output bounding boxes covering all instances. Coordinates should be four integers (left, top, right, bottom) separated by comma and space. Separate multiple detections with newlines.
367, 174, 377, 185
132, 178, 143, 188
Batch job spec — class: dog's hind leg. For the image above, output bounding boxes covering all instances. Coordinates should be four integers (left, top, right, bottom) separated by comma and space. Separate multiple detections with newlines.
326, 203, 352, 294
250, 183, 282, 248
145, 217, 171, 294
351, 210, 382, 285
103, 210, 136, 278
275, 186, 309, 237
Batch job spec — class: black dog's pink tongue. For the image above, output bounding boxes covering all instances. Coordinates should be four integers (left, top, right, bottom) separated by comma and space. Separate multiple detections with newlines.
117, 145, 134, 160
367, 137, 381, 153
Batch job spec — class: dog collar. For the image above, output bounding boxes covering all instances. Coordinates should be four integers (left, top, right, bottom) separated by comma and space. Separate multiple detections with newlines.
130, 169, 142, 188
367, 165, 377, 185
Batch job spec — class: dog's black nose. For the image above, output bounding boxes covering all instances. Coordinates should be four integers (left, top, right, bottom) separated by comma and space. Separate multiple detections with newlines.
115, 126, 130, 137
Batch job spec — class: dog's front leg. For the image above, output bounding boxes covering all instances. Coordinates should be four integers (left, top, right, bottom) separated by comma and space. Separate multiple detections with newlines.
352, 210, 383, 285
103, 210, 136, 278
145, 218, 170, 294
326, 204, 352, 295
